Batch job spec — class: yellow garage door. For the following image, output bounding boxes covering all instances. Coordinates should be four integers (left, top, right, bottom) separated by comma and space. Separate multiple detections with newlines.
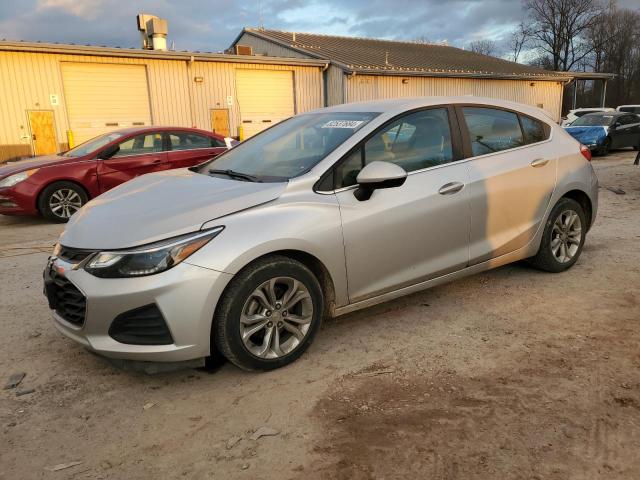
236, 70, 295, 138
61, 63, 152, 144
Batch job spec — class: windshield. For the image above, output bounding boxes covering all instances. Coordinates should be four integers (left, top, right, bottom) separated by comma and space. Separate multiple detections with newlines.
571, 114, 615, 127
63, 132, 125, 157
199, 112, 379, 181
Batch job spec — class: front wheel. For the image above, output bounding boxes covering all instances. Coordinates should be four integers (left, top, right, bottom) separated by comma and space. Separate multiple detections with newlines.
213, 256, 324, 371
528, 198, 586, 273
597, 137, 611, 156
38, 181, 88, 223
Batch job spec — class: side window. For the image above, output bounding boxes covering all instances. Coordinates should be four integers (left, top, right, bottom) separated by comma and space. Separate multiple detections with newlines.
520, 115, 548, 144
112, 133, 163, 157
169, 132, 222, 150
334, 108, 454, 188
336, 149, 363, 189
462, 107, 524, 156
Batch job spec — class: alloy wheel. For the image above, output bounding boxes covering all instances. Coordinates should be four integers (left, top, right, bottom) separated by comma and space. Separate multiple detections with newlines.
240, 276, 313, 359
550, 209, 582, 263
49, 189, 83, 219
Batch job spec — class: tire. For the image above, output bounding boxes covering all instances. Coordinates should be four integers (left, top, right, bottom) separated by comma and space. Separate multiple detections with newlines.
38, 181, 88, 223
528, 198, 586, 273
213, 255, 324, 371
597, 137, 611, 156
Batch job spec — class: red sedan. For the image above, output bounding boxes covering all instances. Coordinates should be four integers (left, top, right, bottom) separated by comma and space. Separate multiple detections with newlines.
0, 127, 230, 222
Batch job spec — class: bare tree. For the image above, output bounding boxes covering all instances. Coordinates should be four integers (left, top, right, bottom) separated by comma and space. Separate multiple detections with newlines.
412, 36, 431, 44
468, 39, 497, 56
509, 22, 530, 62
523, 0, 601, 71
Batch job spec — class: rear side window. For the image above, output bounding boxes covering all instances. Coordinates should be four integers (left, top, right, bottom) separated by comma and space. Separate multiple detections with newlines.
520, 115, 548, 144
462, 107, 524, 156
619, 107, 640, 114
169, 132, 224, 150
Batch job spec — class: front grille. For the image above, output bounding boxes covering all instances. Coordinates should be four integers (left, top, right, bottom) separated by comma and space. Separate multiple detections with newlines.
57, 246, 95, 264
109, 304, 174, 345
47, 269, 86, 326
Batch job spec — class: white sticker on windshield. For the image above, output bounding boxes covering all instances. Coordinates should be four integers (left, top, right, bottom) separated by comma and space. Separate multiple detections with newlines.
321, 120, 364, 129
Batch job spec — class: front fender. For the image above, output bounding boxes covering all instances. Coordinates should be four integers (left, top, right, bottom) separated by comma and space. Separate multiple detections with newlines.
186, 195, 349, 308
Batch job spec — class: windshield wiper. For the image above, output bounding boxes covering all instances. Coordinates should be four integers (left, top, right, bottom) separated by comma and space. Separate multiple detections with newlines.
208, 169, 260, 182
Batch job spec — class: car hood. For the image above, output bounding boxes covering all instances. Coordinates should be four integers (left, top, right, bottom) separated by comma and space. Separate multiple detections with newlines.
60, 168, 287, 249
563, 125, 608, 145
0, 154, 76, 177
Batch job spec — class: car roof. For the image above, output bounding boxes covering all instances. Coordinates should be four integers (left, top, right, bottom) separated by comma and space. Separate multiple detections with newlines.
309, 95, 555, 122
108, 126, 224, 138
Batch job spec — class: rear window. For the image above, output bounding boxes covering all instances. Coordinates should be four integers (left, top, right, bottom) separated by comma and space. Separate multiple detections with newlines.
574, 110, 600, 118
462, 107, 525, 156
619, 106, 640, 114
571, 114, 615, 127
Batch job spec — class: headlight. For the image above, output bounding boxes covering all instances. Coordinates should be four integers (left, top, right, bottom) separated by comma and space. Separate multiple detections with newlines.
0, 169, 39, 188
84, 227, 224, 278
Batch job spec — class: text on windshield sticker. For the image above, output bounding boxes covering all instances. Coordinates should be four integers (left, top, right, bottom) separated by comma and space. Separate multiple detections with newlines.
322, 120, 364, 129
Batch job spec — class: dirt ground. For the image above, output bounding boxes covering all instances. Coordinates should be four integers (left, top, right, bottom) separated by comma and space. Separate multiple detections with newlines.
1, 150, 639, 480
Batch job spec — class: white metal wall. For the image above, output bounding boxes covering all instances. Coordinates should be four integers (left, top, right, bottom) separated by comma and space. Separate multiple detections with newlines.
345, 75, 564, 121
0, 50, 323, 162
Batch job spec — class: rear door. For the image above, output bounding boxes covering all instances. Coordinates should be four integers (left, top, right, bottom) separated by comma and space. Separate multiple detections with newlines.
165, 131, 227, 169
96, 132, 168, 193
458, 106, 557, 264
333, 107, 470, 302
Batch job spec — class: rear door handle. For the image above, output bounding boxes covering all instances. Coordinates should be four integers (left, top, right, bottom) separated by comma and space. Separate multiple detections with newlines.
531, 158, 549, 167
438, 182, 465, 195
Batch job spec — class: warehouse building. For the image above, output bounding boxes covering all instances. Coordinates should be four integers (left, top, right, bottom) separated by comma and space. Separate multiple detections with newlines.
231, 29, 584, 122
1, 27, 612, 164
0, 41, 326, 162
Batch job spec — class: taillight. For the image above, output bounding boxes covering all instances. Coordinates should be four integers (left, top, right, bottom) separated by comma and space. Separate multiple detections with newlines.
580, 144, 592, 162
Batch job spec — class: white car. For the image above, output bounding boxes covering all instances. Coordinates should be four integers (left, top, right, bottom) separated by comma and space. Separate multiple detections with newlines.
561, 108, 616, 126
617, 105, 640, 114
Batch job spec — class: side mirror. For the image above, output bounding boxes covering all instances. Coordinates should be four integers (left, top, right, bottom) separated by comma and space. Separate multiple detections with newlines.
98, 145, 120, 160
354, 161, 407, 201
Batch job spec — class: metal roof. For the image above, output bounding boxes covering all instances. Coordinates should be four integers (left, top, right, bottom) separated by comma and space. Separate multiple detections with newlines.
236, 28, 613, 82
0, 39, 329, 67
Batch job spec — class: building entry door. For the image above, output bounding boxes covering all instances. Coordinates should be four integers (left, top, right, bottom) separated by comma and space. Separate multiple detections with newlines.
211, 109, 230, 137
28, 110, 57, 156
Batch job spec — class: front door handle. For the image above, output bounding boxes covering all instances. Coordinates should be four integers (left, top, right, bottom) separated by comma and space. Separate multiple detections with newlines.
438, 182, 465, 195
531, 158, 549, 167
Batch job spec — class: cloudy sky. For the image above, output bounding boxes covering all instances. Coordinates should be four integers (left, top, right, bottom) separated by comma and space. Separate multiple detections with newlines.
0, 0, 638, 56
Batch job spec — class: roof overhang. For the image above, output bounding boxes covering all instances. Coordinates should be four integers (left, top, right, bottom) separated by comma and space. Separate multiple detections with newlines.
236, 29, 603, 83
0, 40, 329, 67
340, 68, 575, 82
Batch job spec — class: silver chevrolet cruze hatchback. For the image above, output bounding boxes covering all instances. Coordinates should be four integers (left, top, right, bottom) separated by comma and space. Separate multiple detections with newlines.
45, 96, 598, 371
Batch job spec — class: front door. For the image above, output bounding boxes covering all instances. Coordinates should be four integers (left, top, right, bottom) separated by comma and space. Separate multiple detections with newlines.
334, 107, 470, 302
459, 106, 557, 264
28, 110, 57, 156
96, 132, 168, 193
211, 109, 230, 137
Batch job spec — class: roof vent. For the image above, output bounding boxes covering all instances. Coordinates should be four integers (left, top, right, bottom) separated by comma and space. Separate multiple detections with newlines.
137, 13, 169, 51
235, 45, 253, 55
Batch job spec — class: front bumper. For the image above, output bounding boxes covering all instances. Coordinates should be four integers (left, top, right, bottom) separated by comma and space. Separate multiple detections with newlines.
0, 183, 39, 216
45, 257, 233, 362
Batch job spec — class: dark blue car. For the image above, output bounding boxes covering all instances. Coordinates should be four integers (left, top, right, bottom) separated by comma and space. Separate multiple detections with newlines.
563, 111, 640, 156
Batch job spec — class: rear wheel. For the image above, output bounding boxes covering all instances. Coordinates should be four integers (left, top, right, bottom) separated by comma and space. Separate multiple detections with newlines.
213, 255, 324, 371
528, 198, 586, 273
38, 181, 88, 223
